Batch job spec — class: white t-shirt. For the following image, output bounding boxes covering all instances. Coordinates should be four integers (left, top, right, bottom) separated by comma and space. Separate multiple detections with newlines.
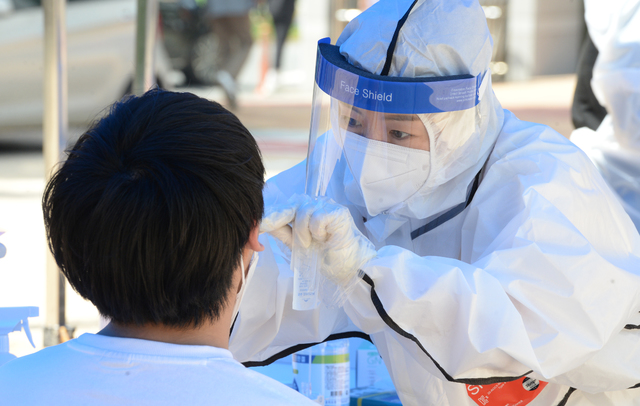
0, 333, 316, 406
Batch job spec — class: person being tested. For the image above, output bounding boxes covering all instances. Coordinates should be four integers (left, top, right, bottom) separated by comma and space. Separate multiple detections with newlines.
230, 1, 640, 405
0, 89, 318, 406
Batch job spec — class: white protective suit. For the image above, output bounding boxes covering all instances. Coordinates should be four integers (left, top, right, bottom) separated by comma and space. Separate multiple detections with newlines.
571, 0, 640, 231
230, 1, 640, 405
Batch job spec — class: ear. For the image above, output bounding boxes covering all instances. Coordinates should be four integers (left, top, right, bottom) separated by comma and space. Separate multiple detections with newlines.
247, 222, 265, 252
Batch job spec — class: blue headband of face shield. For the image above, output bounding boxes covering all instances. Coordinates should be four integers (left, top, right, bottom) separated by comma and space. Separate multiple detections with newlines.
314, 38, 489, 114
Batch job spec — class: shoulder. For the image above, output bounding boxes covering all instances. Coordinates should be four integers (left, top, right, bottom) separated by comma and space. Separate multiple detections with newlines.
0, 340, 316, 405
465, 109, 640, 260
489, 110, 587, 166
240, 368, 317, 405
477, 110, 611, 200
479, 109, 604, 192
204, 360, 318, 405
0, 342, 74, 372
0, 343, 75, 396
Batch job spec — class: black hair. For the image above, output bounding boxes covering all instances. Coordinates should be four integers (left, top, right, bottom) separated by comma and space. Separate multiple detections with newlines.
42, 89, 265, 328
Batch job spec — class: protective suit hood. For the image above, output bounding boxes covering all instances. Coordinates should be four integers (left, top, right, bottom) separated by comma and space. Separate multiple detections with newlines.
319, 0, 505, 224
337, 0, 493, 78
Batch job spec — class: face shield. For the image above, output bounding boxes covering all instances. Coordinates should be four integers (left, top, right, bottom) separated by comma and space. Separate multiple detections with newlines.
305, 39, 492, 220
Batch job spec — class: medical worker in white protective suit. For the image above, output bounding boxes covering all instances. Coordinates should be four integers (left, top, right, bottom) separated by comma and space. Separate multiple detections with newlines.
571, 0, 640, 231
230, 1, 640, 405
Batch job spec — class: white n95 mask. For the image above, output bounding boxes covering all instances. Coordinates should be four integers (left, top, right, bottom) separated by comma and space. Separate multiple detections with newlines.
343, 132, 430, 216
232, 251, 258, 322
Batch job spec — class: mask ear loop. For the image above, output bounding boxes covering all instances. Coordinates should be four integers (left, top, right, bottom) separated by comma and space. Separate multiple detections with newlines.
380, 0, 420, 76
239, 256, 246, 292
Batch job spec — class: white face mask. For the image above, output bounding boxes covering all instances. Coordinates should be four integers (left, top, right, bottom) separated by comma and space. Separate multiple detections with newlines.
343, 132, 431, 216
232, 251, 258, 323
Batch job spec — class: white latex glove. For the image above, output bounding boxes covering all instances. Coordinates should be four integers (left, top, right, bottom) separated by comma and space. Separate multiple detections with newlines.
260, 200, 297, 249
260, 195, 377, 289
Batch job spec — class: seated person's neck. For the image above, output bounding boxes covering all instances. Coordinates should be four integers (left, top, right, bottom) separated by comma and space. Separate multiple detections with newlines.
96, 243, 255, 350
97, 312, 234, 349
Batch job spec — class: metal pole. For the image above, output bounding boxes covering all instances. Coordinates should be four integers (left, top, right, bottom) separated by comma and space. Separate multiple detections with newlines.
133, 0, 157, 95
42, 0, 68, 347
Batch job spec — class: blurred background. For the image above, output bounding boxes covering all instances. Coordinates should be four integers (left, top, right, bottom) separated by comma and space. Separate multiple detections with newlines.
0, 0, 582, 355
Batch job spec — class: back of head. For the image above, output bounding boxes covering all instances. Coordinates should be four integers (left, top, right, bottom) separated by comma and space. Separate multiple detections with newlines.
43, 89, 265, 327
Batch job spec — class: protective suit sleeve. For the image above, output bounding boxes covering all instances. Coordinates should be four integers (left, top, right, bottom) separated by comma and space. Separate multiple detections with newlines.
230, 166, 364, 364
341, 115, 640, 392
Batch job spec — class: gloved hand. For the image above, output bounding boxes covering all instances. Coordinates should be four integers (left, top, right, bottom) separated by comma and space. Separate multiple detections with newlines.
260, 200, 297, 250
261, 195, 377, 290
